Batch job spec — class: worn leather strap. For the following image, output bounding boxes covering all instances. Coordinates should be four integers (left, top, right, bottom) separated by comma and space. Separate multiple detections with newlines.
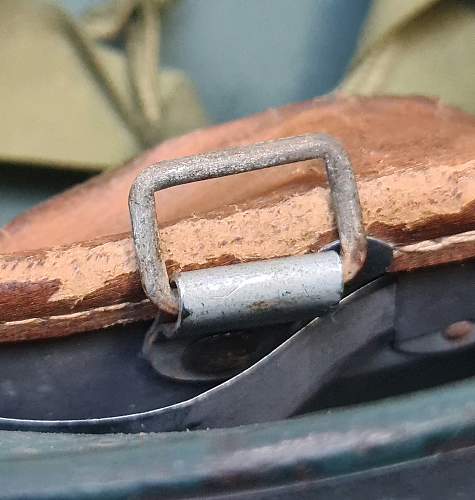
0, 96, 474, 342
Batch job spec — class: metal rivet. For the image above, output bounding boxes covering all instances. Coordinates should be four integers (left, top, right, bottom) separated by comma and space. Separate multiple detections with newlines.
443, 320, 475, 341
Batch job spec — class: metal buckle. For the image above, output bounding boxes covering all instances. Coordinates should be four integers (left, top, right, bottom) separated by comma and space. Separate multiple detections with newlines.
129, 133, 367, 320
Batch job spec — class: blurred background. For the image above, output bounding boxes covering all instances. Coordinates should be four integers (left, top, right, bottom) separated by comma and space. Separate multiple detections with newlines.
1, 0, 474, 227
0, 0, 370, 226
61, 0, 370, 123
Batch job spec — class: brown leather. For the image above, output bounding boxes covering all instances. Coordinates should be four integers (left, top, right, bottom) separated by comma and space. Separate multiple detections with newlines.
3, 94, 475, 253
0, 95, 474, 342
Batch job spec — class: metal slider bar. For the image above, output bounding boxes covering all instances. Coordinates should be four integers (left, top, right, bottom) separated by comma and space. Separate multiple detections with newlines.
129, 134, 367, 317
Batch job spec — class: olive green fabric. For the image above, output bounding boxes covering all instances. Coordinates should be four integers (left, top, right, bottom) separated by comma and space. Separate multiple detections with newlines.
0, 0, 206, 171
343, 0, 475, 115
3, 0, 474, 172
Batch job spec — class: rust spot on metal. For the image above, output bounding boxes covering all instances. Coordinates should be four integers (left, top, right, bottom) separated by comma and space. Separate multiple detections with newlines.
248, 300, 275, 313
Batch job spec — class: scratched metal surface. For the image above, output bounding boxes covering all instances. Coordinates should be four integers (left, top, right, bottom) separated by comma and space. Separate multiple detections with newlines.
3, 376, 475, 498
